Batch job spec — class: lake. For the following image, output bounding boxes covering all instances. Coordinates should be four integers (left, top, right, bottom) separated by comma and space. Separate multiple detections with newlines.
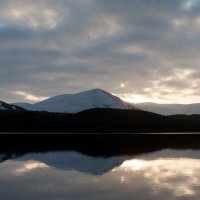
1, 148, 200, 200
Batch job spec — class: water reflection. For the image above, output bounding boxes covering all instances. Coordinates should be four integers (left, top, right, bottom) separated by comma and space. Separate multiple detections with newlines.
0, 150, 200, 200
15, 152, 128, 175
114, 158, 200, 197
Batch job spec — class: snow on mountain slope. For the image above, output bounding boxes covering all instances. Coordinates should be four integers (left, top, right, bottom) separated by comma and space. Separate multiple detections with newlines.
14, 89, 137, 113
13, 102, 38, 111
0, 100, 24, 111
136, 102, 200, 115
12, 90, 200, 115
0, 101, 6, 110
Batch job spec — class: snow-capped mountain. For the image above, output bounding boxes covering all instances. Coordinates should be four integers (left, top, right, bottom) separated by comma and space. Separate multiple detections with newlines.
13, 102, 37, 110
14, 89, 137, 113
136, 102, 200, 115
0, 100, 24, 111
11, 89, 200, 115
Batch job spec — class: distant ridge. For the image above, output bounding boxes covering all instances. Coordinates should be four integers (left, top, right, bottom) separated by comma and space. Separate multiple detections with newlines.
0, 100, 24, 111
14, 89, 137, 113
2, 108, 200, 132
136, 102, 200, 115
9, 88, 200, 115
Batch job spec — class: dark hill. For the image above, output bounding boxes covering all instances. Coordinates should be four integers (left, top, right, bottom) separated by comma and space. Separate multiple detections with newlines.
1, 108, 200, 132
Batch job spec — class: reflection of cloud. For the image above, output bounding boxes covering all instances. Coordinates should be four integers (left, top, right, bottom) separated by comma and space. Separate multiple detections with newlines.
15, 161, 49, 175
118, 159, 149, 171
1, 150, 200, 200
115, 158, 200, 197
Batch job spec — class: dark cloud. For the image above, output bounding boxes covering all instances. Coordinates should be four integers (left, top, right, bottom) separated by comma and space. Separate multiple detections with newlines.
0, 0, 200, 103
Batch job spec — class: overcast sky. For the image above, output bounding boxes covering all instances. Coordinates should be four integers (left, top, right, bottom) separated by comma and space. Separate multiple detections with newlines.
1, 0, 200, 104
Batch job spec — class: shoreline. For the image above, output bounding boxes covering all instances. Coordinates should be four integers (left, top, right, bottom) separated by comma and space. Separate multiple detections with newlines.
0, 133, 200, 156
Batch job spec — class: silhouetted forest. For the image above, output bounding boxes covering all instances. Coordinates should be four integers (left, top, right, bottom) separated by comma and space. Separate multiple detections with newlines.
1, 134, 200, 158
1, 108, 200, 132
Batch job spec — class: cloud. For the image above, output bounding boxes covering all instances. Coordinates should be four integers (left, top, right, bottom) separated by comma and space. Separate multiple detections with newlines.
14, 91, 48, 102
0, 0, 200, 103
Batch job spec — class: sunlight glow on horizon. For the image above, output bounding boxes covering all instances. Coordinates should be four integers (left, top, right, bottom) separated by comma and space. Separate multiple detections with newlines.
120, 94, 200, 104
10, 89, 200, 104
13, 91, 48, 102
121, 94, 153, 104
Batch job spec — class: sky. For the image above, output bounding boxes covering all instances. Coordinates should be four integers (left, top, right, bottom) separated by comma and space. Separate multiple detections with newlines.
1, 0, 200, 104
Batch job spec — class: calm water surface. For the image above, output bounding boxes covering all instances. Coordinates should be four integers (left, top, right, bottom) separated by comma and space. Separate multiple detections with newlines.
1, 149, 200, 200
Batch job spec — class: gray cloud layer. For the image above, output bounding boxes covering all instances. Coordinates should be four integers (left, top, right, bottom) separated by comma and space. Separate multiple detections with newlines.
0, 0, 200, 103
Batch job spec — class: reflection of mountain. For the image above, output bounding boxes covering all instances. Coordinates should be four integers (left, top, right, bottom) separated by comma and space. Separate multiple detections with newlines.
1, 149, 200, 200
0, 152, 128, 175
2, 149, 200, 176
0, 153, 19, 163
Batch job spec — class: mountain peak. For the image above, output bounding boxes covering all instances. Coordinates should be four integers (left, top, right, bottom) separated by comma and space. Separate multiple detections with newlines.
0, 100, 6, 105
87, 88, 106, 92
14, 89, 137, 113
77, 88, 109, 95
